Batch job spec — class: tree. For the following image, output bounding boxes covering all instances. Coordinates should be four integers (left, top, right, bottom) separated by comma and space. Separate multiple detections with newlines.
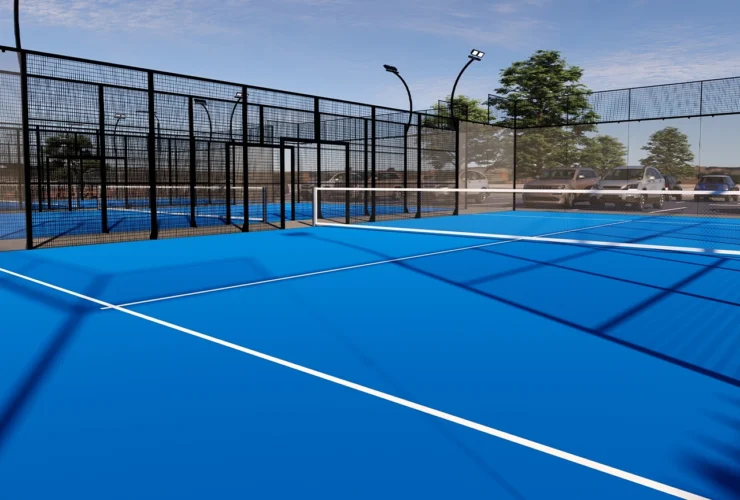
430, 95, 489, 123
493, 50, 598, 128
579, 135, 627, 176
640, 127, 696, 178
45, 134, 100, 202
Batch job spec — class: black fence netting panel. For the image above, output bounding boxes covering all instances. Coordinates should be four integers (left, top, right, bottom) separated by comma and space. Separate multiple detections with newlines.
0, 52, 25, 249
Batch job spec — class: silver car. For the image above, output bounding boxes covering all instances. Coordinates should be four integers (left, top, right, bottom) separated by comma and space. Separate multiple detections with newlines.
590, 166, 666, 210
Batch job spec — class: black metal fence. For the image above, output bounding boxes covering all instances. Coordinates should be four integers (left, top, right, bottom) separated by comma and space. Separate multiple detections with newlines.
0, 45, 460, 249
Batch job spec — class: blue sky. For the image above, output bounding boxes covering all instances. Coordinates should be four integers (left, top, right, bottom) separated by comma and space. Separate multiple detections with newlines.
2, 0, 740, 112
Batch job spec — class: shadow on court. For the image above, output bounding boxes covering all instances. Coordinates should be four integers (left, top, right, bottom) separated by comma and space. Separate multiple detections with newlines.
683, 396, 740, 498
303, 228, 740, 389
0, 267, 112, 455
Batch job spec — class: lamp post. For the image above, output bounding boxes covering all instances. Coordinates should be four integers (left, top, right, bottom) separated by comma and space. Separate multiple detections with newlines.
384, 64, 413, 213
449, 49, 484, 215
112, 113, 126, 185
136, 110, 161, 182
450, 49, 485, 121
193, 98, 213, 197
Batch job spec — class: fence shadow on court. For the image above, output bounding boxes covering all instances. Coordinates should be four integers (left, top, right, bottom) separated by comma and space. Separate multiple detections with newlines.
302, 228, 740, 390
0, 267, 112, 454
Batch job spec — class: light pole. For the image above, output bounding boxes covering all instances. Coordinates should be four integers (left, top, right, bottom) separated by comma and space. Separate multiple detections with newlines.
194, 98, 213, 197
450, 49, 485, 121
136, 110, 161, 182
449, 49, 484, 215
384, 65, 413, 213
14, 0, 22, 50
112, 113, 126, 185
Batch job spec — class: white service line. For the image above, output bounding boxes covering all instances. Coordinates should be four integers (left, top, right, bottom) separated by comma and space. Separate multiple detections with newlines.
102, 219, 631, 310
0, 265, 709, 500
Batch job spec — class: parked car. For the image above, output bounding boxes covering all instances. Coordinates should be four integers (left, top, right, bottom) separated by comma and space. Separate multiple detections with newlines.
300, 172, 365, 201
590, 166, 665, 210
462, 170, 490, 202
663, 175, 683, 200
694, 175, 739, 202
374, 171, 405, 201
522, 167, 599, 208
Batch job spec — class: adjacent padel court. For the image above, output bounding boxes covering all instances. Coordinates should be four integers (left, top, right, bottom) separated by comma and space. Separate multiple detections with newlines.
2, 206, 738, 499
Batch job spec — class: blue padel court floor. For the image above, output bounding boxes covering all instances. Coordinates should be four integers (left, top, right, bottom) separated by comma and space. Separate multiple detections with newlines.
1, 210, 739, 499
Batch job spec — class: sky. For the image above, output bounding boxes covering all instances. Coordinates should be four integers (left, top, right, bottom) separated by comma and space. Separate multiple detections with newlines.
2, 0, 740, 112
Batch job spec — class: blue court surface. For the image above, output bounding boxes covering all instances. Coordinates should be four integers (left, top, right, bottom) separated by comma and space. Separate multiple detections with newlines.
1, 210, 739, 499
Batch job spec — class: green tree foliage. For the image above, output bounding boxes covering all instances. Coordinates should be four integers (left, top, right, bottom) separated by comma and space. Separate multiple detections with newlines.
45, 134, 99, 199
640, 127, 696, 178
579, 135, 628, 176
430, 95, 489, 123
494, 50, 598, 128
423, 95, 488, 171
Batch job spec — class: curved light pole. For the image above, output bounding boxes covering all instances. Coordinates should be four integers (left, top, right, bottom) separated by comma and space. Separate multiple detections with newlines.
14, 0, 22, 50
193, 98, 213, 198
229, 91, 244, 142
450, 49, 484, 121
384, 65, 413, 212
228, 91, 245, 194
449, 49, 484, 215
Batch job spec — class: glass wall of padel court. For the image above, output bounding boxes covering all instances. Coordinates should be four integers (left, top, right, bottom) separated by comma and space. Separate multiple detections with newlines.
4, 44, 740, 251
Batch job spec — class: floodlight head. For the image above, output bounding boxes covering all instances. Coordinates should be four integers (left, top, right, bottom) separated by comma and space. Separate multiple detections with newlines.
384, 64, 399, 74
235, 91, 246, 99
114, 113, 126, 119
469, 49, 485, 61
194, 98, 208, 106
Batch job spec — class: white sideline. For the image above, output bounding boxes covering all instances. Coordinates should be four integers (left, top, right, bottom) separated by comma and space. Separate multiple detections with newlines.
102, 219, 631, 310
314, 222, 740, 257
0, 266, 709, 500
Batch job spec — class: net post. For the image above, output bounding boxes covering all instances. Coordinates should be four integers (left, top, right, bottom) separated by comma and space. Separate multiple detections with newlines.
147, 71, 159, 239
279, 139, 286, 229
19, 50, 33, 249
416, 113, 422, 218
312, 186, 318, 226
225, 142, 231, 224
188, 95, 197, 228
512, 99, 518, 211
241, 85, 249, 232
97, 85, 109, 233
370, 106, 376, 222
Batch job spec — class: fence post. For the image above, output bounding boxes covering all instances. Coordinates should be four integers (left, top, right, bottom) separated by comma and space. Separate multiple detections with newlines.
98, 85, 109, 233
370, 106, 376, 222
123, 135, 129, 208
290, 146, 296, 221
241, 85, 249, 231
19, 51, 33, 249
345, 143, 350, 224
225, 141, 231, 224
147, 71, 159, 239
188, 95, 197, 228
314, 97, 322, 219
35, 125, 42, 211
512, 99, 518, 211
416, 113, 422, 218
363, 118, 369, 216
279, 139, 286, 229
15, 128, 22, 210
454, 115, 459, 216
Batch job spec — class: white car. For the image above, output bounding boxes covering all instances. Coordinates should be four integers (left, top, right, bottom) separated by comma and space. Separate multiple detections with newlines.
590, 166, 666, 210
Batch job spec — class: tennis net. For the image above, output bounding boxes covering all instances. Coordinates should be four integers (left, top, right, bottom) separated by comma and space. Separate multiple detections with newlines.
312, 186, 740, 256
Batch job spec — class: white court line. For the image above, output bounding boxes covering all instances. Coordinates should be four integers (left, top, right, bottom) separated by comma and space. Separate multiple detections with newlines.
316, 222, 740, 257
649, 207, 687, 214
475, 211, 740, 229
102, 219, 632, 310
0, 266, 708, 500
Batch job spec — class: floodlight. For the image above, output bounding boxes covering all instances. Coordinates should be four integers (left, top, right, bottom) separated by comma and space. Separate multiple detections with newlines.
194, 98, 208, 106
235, 91, 246, 99
384, 65, 399, 74
114, 113, 126, 119
469, 49, 485, 61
